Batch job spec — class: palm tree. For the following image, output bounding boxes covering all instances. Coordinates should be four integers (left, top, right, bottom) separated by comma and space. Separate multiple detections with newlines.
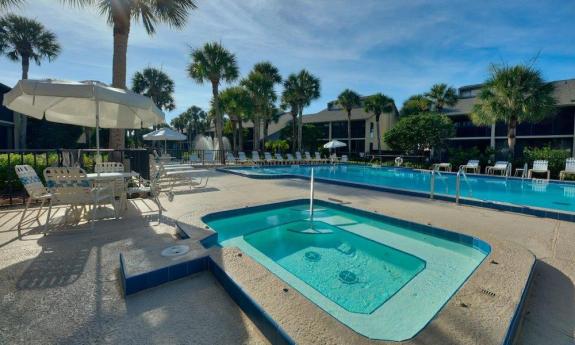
253, 62, 281, 149
132, 67, 176, 112
280, 81, 299, 153
336, 89, 361, 155
61, 0, 198, 149
470, 64, 556, 157
0, 0, 23, 11
364, 93, 395, 154
400, 94, 431, 116
0, 14, 60, 149
425, 83, 457, 112
188, 42, 239, 161
241, 71, 273, 151
219, 86, 253, 153
283, 70, 320, 152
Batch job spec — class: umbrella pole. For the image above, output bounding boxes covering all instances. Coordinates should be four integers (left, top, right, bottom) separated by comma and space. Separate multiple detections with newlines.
95, 100, 101, 163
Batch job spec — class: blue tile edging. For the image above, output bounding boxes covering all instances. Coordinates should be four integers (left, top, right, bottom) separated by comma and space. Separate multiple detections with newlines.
119, 254, 295, 345
216, 166, 575, 223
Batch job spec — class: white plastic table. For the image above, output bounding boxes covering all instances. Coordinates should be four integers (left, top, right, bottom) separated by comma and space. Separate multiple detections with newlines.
87, 171, 140, 212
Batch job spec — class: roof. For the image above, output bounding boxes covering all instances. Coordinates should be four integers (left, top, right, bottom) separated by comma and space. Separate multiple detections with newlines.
444, 78, 575, 116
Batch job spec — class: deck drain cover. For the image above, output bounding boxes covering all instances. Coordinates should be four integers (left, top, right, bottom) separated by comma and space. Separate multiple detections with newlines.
304, 251, 321, 262
161, 245, 190, 257
339, 270, 358, 284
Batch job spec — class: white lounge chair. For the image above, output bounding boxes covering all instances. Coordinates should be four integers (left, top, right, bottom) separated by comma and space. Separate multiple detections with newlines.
528, 160, 550, 180
486, 161, 510, 176
274, 153, 284, 163
459, 160, 480, 174
44, 167, 117, 231
128, 164, 163, 221
15, 165, 52, 236
560, 158, 575, 180
286, 153, 296, 163
295, 152, 305, 163
238, 152, 251, 165
341, 155, 348, 163
226, 152, 237, 165
314, 152, 325, 163
264, 152, 275, 164
251, 151, 261, 164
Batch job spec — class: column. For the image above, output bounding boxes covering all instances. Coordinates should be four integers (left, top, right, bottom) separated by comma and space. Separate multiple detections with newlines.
490, 123, 496, 149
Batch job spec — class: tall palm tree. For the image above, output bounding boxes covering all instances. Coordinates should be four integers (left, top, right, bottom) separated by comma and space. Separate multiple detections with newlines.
188, 42, 239, 160
283, 70, 320, 152
336, 89, 361, 155
400, 94, 431, 116
132, 67, 176, 112
219, 86, 253, 153
425, 83, 457, 112
364, 93, 395, 154
0, 0, 23, 11
62, 0, 197, 149
0, 14, 60, 149
280, 81, 299, 153
470, 64, 556, 157
241, 71, 273, 151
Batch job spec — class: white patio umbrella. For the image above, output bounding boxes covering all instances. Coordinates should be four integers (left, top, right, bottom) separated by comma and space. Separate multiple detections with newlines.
323, 140, 347, 149
2, 79, 165, 155
142, 128, 186, 154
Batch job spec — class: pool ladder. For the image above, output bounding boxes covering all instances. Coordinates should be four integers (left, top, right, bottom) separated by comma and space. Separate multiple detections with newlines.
455, 166, 473, 204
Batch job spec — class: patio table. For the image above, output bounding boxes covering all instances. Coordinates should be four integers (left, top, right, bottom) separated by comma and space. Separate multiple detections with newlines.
87, 171, 140, 212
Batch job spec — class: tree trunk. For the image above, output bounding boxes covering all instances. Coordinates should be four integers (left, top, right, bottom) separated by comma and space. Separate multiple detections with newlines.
263, 120, 269, 150
376, 113, 382, 155
15, 56, 31, 149
297, 106, 303, 152
347, 110, 352, 155
253, 115, 259, 152
232, 120, 237, 153
108, 19, 130, 150
291, 112, 297, 153
507, 117, 517, 159
212, 81, 225, 163
238, 120, 244, 152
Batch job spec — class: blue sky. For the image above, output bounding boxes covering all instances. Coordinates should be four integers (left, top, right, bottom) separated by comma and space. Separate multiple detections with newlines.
1, 0, 574, 122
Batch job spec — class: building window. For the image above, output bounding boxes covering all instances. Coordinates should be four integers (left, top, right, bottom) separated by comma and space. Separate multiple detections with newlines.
369, 122, 374, 138
331, 121, 348, 138
350, 120, 365, 138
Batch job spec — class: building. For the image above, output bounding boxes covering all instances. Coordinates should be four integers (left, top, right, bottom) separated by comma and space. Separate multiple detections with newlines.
0, 83, 14, 149
444, 78, 575, 155
247, 96, 399, 154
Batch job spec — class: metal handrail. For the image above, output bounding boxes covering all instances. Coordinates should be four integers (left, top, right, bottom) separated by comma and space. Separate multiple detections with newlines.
455, 166, 473, 204
429, 165, 441, 199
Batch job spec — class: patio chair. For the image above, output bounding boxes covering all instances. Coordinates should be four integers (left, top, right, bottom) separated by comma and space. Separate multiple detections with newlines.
459, 160, 480, 174
528, 160, 550, 180
286, 153, 296, 163
15, 165, 52, 236
274, 153, 284, 163
95, 162, 124, 173
486, 161, 510, 176
264, 152, 275, 164
433, 162, 452, 172
251, 151, 261, 164
295, 152, 305, 163
128, 164, 163, 222
43, 167, 117, 231
560, 158, 575, 180
314, 152, 325, 163
341, 155, 349, 163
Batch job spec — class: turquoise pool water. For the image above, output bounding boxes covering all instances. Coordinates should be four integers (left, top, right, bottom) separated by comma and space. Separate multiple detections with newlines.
203, 200, 489, 341
224, 164, 575, 213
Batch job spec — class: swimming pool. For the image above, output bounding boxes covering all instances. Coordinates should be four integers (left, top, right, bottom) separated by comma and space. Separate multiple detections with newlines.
203, 199, 490, 341
221, 164, 575, 216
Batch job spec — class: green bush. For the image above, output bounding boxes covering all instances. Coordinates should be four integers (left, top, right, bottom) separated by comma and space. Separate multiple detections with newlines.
523, 146, 571, 178
0, 153, 60, 193
447, 147, 496, 172
264, 140, 289, 153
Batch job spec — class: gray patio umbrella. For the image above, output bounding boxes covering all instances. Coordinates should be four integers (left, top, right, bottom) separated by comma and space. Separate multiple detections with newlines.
142, 128, 187, 154
2, 79, 165, 155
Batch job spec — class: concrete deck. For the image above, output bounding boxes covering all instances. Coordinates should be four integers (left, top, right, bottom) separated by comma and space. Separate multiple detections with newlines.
0, 170, 574, 344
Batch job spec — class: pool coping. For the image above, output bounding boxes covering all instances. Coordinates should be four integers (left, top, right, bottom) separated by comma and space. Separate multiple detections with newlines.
216, 165, 575, 222
117, 198, 536, 344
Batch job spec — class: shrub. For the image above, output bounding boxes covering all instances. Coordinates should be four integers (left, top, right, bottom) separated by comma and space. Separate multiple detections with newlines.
0, 153, 60, 194
264, 140, 289, 153
523, 146, 571, 178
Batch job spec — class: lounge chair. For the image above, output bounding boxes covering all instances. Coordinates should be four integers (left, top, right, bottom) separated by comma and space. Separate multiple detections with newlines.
238, 152, 251, 165
314, 152, 325, 163
15, 165, 52, 236
295, 152, 305, 163
274, 153, 284, 163
459, 160, 480, 174
560, 158, 575, 180
528, 160, 550, 180
226, 152, 237, 165
486, 161, 510, 176
286, 153, 296, 163
251, 151, 261, 164
264, 152, 275, 164
433, 163, 452, 172
128, 164, 163, 221
341, 155, 348, 163
43, 167, 117, 231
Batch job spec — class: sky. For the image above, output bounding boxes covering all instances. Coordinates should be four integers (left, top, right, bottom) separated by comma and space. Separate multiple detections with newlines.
1, 0, 574, 123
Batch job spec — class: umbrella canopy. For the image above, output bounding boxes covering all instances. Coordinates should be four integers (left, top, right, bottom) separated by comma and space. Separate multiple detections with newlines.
142, 128, 187, 141
2, 79, 165, 154
323, 140, 347, 149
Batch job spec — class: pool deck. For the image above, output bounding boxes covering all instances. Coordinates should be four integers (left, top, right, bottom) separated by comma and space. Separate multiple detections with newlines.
0, 170, 574, 344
